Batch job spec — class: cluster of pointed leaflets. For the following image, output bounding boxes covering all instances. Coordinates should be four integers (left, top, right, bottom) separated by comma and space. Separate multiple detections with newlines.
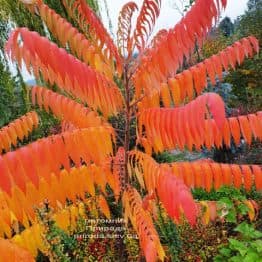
133, 0, 161, 51
62, 0, 122, 75
0, 165, 111, 236
31, 86, 107, 129
128, 151, 261, 223
138, 92, 228, 152
117, 2, 138, 57
139, 102, 262, 153
170, 161, 262, 192
133, 0, 228, 97
138, 36, 259, 108
123, 186, 165, 262
5, 27, 123, 117
10, 202, 90, 257
37, 1, 114, 79
128, 151, 198, 225
0, 111, 39, 153
0, 127, 114, 196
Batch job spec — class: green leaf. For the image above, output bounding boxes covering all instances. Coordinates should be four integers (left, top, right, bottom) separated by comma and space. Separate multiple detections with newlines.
243, 252, 261, 262
250, 240, 262, 253
235, 223, 262, 239
238, 203, 249, 215
219, 197, 234, 208
229, 239, 247, 255
226, 209, 237, 223
219, 247, 232, 257
214, 255, 226, 262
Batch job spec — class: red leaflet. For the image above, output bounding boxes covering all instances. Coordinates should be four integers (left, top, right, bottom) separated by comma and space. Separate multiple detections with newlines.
133, 0, 161, 51
157, 169, 197, 226
117, 2, 138, 57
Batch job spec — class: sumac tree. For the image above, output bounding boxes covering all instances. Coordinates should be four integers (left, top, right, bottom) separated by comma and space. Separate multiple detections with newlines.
0, 0, 261, 261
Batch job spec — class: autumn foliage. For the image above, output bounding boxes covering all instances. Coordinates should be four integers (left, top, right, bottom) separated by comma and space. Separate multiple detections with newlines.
0, 0, 261, 261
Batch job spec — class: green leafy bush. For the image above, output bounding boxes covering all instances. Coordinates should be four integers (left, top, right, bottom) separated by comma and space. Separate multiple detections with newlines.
215, 222, 262, 262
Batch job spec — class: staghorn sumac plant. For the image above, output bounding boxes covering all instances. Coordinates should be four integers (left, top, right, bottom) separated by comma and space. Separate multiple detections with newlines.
0, 0, 261, 261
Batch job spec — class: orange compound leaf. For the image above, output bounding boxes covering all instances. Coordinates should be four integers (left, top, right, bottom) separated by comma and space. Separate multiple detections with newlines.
138, 93, 226, 153
97, 195, 111, 219
0, 127, 114, 195
36, 2, 113, 79
117, 2, 138, 58
241, 165, 253, 191
168, 161, 261, 191
134, 35, 259, 101
133, 0, 161, 51
128, 150, 158, 192
5, 28, 123, 117
123, 187, 165, 262
10, 204, 89, 257
238, 115, 253, 145
202, 112, 262, 149
0, 165, 111, 228
31, 86, 106, 129
252, 165, 262, 190
63, 0, 122, 75
0, 238, 34, 262
0, 111, 39, 154
157, 169, 198, 226
133, 0, 228, 97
